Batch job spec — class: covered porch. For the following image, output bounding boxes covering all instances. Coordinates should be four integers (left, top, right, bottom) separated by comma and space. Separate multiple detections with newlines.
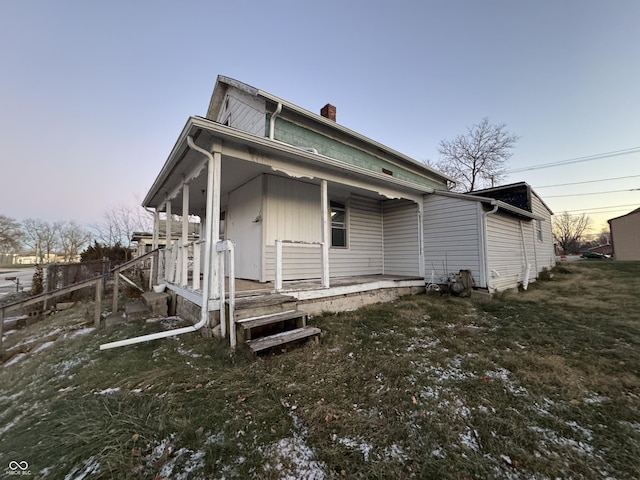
143, 116, 430, 337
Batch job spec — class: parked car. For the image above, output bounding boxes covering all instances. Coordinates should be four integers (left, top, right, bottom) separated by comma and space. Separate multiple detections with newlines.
580, 251, 605, 259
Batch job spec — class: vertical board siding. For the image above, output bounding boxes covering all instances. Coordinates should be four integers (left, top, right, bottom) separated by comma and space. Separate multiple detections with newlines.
383, 199, 420, 276
329, 196, 384, 277
218, 89, 266, 137
263, 175, 322, 281
423, 195, 483, 286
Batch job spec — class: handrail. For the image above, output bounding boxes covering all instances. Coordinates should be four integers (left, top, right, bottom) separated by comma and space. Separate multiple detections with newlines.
1, 274, 104, 356
109, 247, 162, 274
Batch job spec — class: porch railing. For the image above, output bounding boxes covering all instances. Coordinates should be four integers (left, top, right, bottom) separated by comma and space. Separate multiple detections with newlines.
160, 240, 204, 291
274, 239, 329, 292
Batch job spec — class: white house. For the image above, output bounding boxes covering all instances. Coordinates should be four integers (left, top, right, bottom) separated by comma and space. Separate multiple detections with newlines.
122, 76, 554, 351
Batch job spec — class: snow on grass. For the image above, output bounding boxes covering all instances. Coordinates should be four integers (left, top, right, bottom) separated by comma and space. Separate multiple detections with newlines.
483, 367, 529, 396
3, 353, 27, 367
64, 327, 95, 339
263, 434, 327, 480
94, 387, 120, 395
63, 455, 100, 480
334, 435, 374, 461
32, 340, 55, 354
530, 426, 594, 456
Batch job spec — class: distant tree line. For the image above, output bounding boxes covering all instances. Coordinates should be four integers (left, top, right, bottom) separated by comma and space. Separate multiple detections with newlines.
0, 204, 154, 265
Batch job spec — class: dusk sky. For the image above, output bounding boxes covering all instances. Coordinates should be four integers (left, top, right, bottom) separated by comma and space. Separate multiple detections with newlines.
1, 0, 639, 235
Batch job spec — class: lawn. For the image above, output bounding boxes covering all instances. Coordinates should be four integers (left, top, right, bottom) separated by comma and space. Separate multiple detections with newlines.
1, 261, 639, 479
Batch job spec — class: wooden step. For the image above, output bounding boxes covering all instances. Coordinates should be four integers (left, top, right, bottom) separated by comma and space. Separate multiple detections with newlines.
237, 309, 305, 330
246, 326, 321, 353
236, 310, 306, 342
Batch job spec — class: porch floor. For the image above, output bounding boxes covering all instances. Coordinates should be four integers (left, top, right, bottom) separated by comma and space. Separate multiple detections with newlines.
230, 274, 424, 297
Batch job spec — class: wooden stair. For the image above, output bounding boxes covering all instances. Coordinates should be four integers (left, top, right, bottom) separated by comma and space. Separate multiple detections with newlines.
235, 308, 321, 353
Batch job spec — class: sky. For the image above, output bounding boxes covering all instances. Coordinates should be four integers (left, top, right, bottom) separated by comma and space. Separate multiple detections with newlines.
1, 0, 639, 236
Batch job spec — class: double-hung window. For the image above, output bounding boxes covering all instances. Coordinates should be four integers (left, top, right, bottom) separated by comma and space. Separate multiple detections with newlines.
330, 200, 347, 248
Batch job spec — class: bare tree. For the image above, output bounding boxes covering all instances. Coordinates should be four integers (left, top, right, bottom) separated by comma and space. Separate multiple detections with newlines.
22, 219, 60, 263
434, 118, 519, 192
59, 221, 92, 262
553, 212, 591, 254
92, 204, 153, 249
0, 214, 23, 254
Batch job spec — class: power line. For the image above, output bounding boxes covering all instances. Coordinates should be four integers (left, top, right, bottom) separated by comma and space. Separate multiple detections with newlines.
534, 174, 640, 189
562, 203, 639, 214
506, 146, 640, 173
545, 188, 640, 198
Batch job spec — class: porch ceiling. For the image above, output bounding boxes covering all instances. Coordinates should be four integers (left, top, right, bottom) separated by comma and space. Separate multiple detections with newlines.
143, 117, 432, 215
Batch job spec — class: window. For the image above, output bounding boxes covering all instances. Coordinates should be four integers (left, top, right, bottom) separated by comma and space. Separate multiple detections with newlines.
536, 219, 543, 242
330, 200, 347, 247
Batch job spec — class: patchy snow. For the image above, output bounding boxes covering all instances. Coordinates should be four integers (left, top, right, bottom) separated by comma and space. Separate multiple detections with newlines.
384, 443, 410, 462
3, 353, 27, 367
64, 327, 95, 339
58, 386, 76, 393
94, 387, 121, 395
177, 346, 202, 358
333, 435, 374, 461
32, 340, 55, 354
584, 394, 610, 404
530, 426, 594, 456
484, 367, 528, 396
64, 455, 100, 480
459, 426, 481, 451
263, 435, 327, 480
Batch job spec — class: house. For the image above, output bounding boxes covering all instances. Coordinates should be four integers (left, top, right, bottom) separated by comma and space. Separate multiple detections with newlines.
132, 75, 554, 350
423, 183, 555, 291
608, 207, 640, 261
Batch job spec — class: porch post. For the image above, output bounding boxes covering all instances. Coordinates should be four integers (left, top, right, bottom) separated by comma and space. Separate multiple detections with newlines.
210, 150, 222, 300
165, 200, 172, 281
320, 179, 330, 288
151, 209, 159, 287
417, 201, 425, 278
181, 182, 190, 287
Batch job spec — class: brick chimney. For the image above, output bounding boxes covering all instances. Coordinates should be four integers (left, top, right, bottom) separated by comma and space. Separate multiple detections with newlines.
320, 103, 336, 122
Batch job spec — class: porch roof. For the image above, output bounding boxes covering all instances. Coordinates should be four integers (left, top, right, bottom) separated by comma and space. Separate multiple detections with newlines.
143, 116, 437, 213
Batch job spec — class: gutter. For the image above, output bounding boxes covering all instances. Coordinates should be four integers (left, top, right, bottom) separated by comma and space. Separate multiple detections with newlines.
480, 202, 499, 291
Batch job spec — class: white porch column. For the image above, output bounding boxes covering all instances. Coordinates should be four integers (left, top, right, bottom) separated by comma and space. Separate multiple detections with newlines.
165, 200, 172, 281
209, 150, 222, 300
181, 182, 190, 287
320, 179, 330, 288
417, 201, 425, 278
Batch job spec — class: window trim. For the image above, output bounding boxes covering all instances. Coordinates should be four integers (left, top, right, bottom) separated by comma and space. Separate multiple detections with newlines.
330, 200, 348, 248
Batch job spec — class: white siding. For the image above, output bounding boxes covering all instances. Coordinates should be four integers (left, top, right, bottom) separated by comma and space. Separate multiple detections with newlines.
485, 214, 536, 291
217, 88, 265, 137
263, 175, 322, 281
329, 196, 384, 277
383, 199, 420, 276
423, 195, 483, 286
531, 194, 556, 272
227, 176, 264, 280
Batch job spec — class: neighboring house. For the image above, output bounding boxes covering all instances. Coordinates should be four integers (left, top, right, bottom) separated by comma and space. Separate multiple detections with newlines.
588, 244, 613, 256
131, 221, 199, 257
140, 75, 555, 333
608, 207, 640, 261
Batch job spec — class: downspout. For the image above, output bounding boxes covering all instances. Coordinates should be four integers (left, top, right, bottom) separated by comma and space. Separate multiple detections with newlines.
269, 102, 282, 140
480, 202, 499, 291
99, 137, 216, 350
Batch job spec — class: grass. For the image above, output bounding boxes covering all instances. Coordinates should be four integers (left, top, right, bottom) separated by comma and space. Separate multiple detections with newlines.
1, 261, 639, 479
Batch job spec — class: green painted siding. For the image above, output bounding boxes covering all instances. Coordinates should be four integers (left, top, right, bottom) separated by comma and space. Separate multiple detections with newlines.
272, 118, 446, 190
